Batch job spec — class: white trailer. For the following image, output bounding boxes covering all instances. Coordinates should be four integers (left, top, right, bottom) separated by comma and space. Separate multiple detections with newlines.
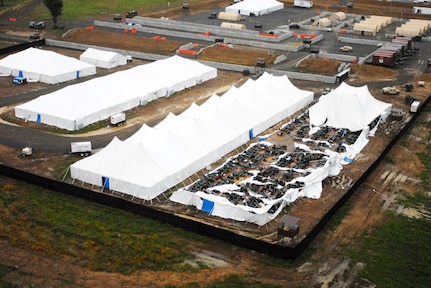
70, 141, 92, 156
294, 0, 313, 8
410, 101, 420, 113
413, 6, 431, 15
110, 112, 126, 126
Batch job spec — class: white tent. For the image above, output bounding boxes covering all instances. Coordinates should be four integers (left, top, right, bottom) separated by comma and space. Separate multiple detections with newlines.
15, 56, 217, 131
225, 0, 284, 16
0, 47, 96, 84
308, 82, 392, 132
80, 48, 127, 69
70, 72, 314, 203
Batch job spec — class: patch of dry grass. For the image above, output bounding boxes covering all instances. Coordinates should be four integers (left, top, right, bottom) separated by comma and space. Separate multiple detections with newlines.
198, 46, 277, 66
63, 29, 184, 55
296, 58, 343, 73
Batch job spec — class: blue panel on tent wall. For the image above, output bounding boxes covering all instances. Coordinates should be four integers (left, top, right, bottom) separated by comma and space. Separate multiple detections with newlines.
76, 71, 80, 78
19, 70, 23, 77
36, 114, 41, 123
249, 129, 254, 139
102, 177, 110, 189
202, 199, 214, 213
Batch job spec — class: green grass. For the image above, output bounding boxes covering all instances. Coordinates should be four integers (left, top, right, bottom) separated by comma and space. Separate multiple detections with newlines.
27, 0, 205, 21
0, 176, 294, 287
0, 176, 205, 274
352, 210, 431, 288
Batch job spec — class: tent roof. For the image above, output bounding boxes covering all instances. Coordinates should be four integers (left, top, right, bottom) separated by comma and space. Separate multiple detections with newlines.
15, 55, 217, 128
80, 48, 125, 62
308, 82, 392, 132
0, 47, 95, 77
225, 0, 284, 16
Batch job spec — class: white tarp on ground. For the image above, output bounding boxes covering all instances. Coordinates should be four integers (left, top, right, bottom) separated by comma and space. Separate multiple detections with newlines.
225, 0, 284, 16
0, 47, 96, 84
70, 72, 314, 203
80, 48, 127, 69
14, 56, 217, 131
169, 82, 391, 226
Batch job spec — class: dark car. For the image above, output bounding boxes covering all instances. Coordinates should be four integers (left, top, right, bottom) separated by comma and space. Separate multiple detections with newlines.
125, 10, 138, 18
29, 21, 45, 29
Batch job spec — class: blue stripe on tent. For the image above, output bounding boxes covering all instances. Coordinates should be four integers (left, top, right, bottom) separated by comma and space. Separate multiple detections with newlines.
102, 176, 110, 189
249, 129, 254, 139
202, 199, 214, 214
36, 114, 41, 123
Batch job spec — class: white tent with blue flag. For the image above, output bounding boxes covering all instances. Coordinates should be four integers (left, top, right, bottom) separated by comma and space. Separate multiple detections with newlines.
0, 47, 96, 84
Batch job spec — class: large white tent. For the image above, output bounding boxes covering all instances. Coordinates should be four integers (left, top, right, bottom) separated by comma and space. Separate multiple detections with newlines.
15, 56, 217, 131
0, 47, 96, 84
225, 0, 284, 16
70, 72, 314, 203
308, 82, 392, 133
80, 48, 127, 69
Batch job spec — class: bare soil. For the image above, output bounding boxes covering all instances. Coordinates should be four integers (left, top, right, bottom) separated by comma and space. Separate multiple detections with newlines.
1, 0, 431, 287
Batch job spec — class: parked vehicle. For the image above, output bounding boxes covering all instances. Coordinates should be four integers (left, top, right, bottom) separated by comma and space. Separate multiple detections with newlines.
125, 10, 138, 18
339, 46, 353, 52
410, 101, 420, 113
13, 77, 27, 85
382, 86, 400, 95
294, 0, 313, 8
110, 112, 126, 126
29, 21, 45, 29
70, 141, 92, 156
21, 147, 32, 157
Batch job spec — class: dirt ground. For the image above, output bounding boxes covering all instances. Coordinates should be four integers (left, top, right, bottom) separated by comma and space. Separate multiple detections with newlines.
1, 0, 431, 287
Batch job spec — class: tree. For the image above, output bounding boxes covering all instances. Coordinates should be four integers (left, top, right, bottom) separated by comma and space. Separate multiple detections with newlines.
43, 0, 63, 28
1, 0, 4, 7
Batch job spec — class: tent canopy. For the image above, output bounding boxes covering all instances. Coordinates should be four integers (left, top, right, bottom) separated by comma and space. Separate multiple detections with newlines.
308, 82, 392, 132
15, 56, 217, 130
80, 48, 127, 69
0, 47, 96, 84
225, 0, 284, 16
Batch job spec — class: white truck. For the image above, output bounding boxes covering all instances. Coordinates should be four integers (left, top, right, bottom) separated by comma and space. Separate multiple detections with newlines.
70, 141, 92, 156
110, 112, 126, 126
21, 147, 32, 157
294, 0, 313, 8
382, 86, 400, 95
410, 101, 420, 113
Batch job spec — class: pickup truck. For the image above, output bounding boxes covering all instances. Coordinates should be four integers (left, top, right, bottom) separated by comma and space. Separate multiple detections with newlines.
382, 86, 400, 95
339, 46, 353, 52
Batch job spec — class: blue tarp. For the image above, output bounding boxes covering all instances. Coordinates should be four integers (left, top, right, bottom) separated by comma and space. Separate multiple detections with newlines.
202, 199, 215, 213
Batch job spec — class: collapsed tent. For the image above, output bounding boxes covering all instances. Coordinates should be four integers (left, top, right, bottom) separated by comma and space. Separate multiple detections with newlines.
169, 82, 391, 226
0, 47, 96, 84
225, 0, 284, 16
70, 72, 314, 204
308, 82, 392, 133
15, 56, 217, 131
80, 48, 127, 69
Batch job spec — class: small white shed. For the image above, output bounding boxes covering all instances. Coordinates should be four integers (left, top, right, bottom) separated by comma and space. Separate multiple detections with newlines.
218, 11, 242, 21
80, 48, 127, 69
